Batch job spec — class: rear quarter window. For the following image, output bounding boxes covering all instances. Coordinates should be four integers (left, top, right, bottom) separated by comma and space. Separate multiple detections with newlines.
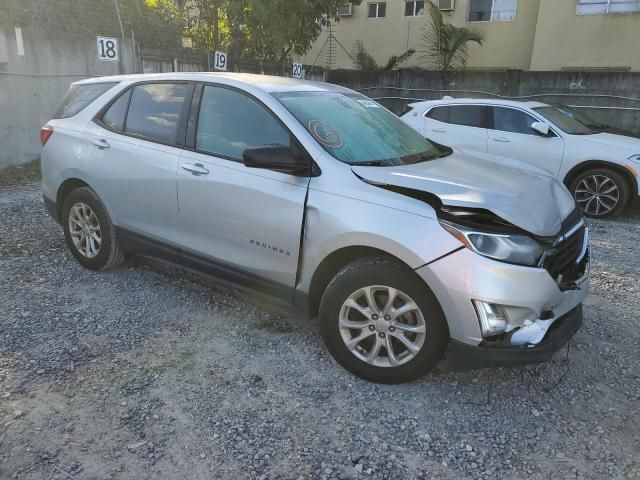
53, 82, 117, 119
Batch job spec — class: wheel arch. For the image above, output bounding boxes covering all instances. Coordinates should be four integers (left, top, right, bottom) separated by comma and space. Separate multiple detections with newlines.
563, 160, 638, 206
306, 246, 415, 319
56, 178, 90, 220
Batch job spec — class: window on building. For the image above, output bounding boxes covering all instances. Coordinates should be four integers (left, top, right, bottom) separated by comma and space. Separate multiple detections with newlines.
491, 107, 538, 135
405, 1, 425, 16
124, 83, 188, 144
196, 86, 291, 161
577, 0, 640, 15
368, 2, 387, 17
468, 0, 518, 22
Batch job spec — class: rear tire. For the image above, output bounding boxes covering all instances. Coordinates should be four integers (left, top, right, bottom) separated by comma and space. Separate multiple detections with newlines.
570, 168, 629, 218
62, 187, 124, 270
319, 256, 448, 384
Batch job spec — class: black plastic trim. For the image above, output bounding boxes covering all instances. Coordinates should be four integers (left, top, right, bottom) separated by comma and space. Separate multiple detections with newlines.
116, 227, 296, 304
43, 196, 60, 224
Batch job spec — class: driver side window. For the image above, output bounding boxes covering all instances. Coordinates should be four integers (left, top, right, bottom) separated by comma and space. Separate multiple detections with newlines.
491, 107, 538, 135
196, 86, 291, 161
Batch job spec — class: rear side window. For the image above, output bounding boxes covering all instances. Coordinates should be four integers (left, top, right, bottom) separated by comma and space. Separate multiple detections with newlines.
101, 90, 131, 132
124, 83, 188, 144
426, 106, 450, 123
491, 107, 538, 135
53, 82, 117, 119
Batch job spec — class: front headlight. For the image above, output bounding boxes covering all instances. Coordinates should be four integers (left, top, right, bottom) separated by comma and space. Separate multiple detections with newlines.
440, 221, 545, 266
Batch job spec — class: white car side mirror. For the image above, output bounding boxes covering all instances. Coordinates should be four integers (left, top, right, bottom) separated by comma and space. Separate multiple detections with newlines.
531, 122, 550, 136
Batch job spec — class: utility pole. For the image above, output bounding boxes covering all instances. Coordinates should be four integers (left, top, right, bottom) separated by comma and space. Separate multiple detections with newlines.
113, 0, 125, 38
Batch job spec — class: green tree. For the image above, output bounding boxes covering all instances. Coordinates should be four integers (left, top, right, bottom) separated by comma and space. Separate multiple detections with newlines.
421, 1, 484, 73
354, 41, 415, 72
184, 0, 362, 65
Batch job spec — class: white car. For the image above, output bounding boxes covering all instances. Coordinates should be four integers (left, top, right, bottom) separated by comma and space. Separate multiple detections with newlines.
401, 98, 640, 217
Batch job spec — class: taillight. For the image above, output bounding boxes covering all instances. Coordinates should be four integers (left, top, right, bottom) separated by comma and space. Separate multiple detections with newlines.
40, 125, 54, 145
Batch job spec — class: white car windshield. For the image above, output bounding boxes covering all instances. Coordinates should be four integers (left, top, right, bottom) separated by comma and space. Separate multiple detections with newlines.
275, 91, 451, 166
533, 106, 595, 135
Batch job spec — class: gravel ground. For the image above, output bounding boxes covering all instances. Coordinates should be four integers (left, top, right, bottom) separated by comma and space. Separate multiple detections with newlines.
1, 165, 639, 480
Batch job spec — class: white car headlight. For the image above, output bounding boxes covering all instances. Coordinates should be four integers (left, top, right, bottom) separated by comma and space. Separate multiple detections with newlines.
440, 221, 545, 266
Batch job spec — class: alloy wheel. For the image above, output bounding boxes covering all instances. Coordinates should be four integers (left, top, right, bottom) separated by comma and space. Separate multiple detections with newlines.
338, 286, 427, 368
68, 202, 102, 258
574, 174, 620, 216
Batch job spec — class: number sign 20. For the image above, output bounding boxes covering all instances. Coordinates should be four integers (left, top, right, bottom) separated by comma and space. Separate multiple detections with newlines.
292, 63, 303, 79
97, 37, 119, 62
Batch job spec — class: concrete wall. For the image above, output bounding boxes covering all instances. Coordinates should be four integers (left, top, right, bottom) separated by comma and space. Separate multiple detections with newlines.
0, 27, 136, 168
530, 0, 640, 71
328, 69, 640, 134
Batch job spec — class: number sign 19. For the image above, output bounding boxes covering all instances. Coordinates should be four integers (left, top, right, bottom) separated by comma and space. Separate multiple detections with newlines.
292, 63, 303, 79
214, 51, 227, 71
97, 37, 119, 62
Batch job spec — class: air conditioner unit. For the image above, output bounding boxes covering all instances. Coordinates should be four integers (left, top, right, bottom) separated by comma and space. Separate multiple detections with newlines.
438, 0, 455, 11
337, 3, 355, 15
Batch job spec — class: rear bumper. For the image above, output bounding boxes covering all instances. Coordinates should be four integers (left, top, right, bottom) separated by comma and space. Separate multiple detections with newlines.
446, 304, 583, 369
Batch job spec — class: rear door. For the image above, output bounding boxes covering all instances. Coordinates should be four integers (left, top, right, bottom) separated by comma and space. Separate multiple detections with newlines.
487, 106, 565, 174
424, 104, 489, 152
84, 82, 191, 245
176, 84, 309, 297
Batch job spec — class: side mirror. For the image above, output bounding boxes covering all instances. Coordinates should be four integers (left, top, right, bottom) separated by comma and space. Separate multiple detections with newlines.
243, 145, 310, 175
531, 121, 551, 136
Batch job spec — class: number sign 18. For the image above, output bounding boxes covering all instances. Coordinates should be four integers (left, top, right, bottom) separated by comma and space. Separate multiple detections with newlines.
97, 37, 119, 62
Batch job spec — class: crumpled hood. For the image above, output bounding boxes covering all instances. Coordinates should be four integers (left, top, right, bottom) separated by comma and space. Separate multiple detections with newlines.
352, 150, 576, 237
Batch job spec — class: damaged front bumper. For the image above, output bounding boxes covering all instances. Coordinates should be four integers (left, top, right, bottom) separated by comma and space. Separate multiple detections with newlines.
447, 305, 583, 368
416, 246, 589, 368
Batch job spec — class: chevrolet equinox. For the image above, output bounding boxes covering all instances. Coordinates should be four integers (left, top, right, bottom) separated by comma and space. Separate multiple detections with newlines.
41, 73, 590, 383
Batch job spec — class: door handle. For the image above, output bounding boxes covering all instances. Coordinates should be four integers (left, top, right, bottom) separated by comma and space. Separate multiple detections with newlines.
91, 138, 110, 149
492, 137, 510, 143
181, 163, 209, 175
432, 128, 447, 133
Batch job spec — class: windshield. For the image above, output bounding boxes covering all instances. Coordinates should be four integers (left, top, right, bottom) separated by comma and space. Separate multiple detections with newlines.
275, 91, 450, 166
551, 104, 606, 129
533, 106, 595, 135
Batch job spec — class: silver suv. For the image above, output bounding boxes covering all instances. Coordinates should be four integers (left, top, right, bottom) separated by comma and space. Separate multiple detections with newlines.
41, 73, 590, 383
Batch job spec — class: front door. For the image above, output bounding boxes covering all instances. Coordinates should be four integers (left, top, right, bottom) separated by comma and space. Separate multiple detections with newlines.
487, 106, 565, 175
177, 84, 309, 296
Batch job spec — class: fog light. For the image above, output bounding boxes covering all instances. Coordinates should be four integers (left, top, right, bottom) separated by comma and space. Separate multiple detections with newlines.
473, 300, 507, 337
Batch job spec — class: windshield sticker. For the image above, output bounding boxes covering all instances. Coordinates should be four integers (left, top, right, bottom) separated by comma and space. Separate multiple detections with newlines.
356, 99, 382, 108
308, 120, 344, 149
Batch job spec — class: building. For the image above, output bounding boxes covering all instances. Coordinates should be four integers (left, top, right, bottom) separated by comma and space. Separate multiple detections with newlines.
299, 0, 640, 71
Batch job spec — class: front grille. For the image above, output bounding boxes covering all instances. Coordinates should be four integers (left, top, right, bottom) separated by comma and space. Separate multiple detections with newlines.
542, 225, 589, 286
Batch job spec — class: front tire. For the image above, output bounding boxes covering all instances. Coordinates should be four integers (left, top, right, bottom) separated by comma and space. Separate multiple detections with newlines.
319, 256, 448, 384
62, 187, 124, 270
570, 168, 629, 218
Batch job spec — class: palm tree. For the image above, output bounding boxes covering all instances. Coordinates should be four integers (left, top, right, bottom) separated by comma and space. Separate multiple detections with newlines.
354, 41, 416, 72
421, 2, 485, 75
